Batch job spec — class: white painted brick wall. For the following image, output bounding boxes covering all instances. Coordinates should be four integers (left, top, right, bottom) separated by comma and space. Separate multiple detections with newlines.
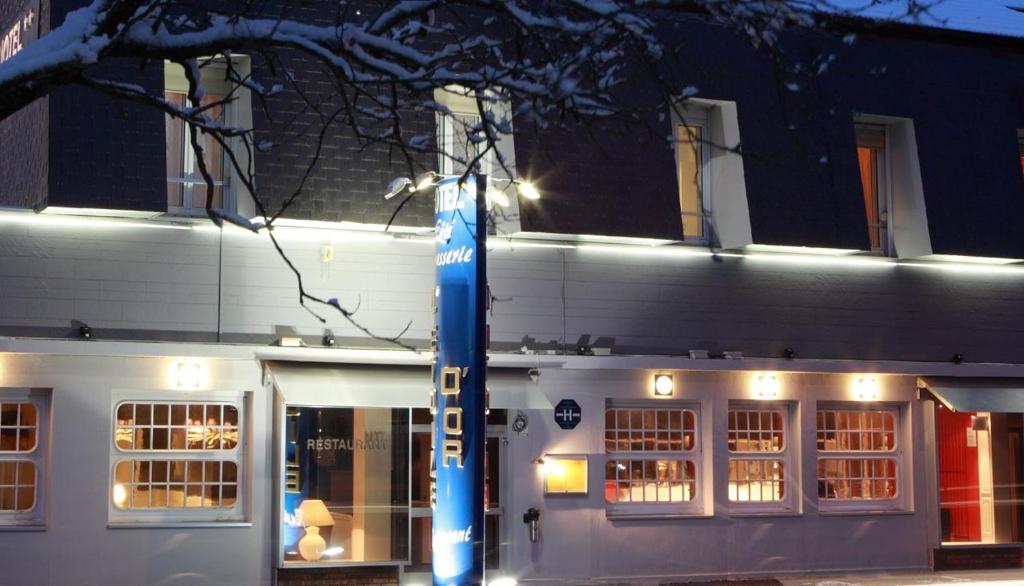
1, 218, 1022, 362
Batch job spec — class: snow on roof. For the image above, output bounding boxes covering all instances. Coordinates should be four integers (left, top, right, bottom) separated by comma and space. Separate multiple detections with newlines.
823, 0, 1024, 39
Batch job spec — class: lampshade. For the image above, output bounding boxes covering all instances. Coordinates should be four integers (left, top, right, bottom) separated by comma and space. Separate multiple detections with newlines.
297, 499, 334, 527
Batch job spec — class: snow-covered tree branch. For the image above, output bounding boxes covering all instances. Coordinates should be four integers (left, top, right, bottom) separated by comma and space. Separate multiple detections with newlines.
0, 0, 933, 347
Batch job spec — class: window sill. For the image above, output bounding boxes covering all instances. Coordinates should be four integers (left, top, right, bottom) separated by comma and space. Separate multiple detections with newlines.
817, 507, 912, 517
727, 508, 800, 518
605, 511, 712, 521
0, 522, 47, 531
107, 521, 253, 529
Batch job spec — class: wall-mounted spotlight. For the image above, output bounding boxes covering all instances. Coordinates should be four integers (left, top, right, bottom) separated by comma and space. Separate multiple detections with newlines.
516, 180, 541, 201
172, 361, 203, 390
322, 330, 336, 347
79, 325, 93, 340
528, 368, 540, 384
783, 348, 796, 360
853, 375, 879, 401
752, 373, 780, 399
653, 374, 674, 397
952, 353, 964, 365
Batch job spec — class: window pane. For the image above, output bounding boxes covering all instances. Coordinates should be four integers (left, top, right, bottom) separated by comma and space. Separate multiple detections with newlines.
114, 459, 237, 509
281, 407, 409, 564
817, 410, 896, 452
677, 124, 705, 240
728, 459, 785, 502
0, 461, 35, 512
728, 409, 784, 453
817, 458, 897, 500
116, 402, 238, 451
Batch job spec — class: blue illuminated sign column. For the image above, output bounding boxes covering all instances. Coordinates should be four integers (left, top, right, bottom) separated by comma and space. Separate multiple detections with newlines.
431, 175, 487, 585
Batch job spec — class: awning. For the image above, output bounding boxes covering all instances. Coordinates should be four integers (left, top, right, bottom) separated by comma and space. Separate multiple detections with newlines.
918, 377, 1024, 413
266, 361, 552, 409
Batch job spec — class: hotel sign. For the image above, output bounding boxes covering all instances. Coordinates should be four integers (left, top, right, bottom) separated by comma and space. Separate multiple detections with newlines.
431, 175, 487, 585
1, 0, 39, 65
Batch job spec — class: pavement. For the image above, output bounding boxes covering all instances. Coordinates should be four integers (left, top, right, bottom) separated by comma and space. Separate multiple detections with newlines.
777, 569, 1024, 586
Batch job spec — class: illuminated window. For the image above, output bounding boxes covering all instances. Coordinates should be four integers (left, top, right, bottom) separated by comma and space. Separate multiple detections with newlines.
110, 396, 246, 523
0, 390, 49, 526
1018, 129, 1024, 175
816, 407, 900, 505
855, 123, 891, 254
165, 59, 248, 214
604, 402, 701, 514
676, 112, 711, 243
727, 408, 789, 506
543, 456, 588, 495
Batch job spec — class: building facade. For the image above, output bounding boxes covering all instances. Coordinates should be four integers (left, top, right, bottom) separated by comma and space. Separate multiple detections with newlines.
1, 2, 1023, 585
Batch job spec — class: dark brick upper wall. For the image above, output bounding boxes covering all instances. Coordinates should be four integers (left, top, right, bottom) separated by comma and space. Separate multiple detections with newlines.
516, 18, 1024, 256
22, 3, 1024, 256
0, 0, 48, 210
250, 49, 436, 227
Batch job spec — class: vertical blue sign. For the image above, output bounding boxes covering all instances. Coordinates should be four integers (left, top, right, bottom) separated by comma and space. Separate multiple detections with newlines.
432, 175, 486, 586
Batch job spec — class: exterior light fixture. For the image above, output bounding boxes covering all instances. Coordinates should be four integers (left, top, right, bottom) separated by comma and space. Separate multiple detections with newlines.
653, 374, 674, 397
383, 177, 412, 199
322, 330, 335, 347
79, 325, 93, 340
752, 373, 780, 399
516, 180, 541, 201
414, 171, 438, 192
172, 361, 203, 390
853, 375, 879, 401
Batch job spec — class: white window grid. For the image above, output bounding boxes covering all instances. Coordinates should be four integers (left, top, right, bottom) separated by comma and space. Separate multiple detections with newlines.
816, 407, 901, 505
0, 402, 38, 453
604, 403, 702, 513
166, 91, 229, 211
115, 401, 239, 452
0, 392, 48, 524
727, 407, 788, 505
110, 394, 246, 523
113, 459, 238, 510
437, 111, 493, 177
0, 461, 36, 512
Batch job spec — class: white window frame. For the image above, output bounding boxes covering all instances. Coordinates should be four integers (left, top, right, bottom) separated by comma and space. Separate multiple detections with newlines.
604, 400, 704, 517
165, 58, 251, 216
815, 402, 907, 514
727, 401, 795, 514
674, 107, 713, 244
855, 121, 894, 255
108, 391, 249, 525
0, 389, 49, 527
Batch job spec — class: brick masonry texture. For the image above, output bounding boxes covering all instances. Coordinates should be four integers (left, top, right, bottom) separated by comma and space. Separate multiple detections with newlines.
4, 2, 1024, 255
276, 565, 398, 586
0, 0, 47, 209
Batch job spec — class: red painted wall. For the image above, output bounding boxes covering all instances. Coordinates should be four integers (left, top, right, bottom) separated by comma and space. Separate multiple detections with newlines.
937, 407, 981, 542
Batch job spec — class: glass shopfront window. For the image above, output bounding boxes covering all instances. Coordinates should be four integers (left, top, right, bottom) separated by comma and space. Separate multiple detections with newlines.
280, 406, 409, 565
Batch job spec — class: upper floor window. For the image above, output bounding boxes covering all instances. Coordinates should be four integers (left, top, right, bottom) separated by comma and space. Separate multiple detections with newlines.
675, 109, 712, 243
1018, 129, 1024, 175
0, 390, 49, 527
165, 60, 243, 215
438, 110, 493, 177
855, 123, 891, 254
